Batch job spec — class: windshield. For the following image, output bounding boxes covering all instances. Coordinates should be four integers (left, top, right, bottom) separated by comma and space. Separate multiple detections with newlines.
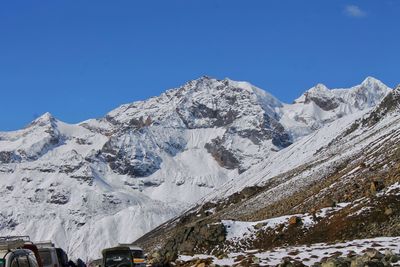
0, 258, 5, 267
131, 250, 144, 259
105, 251, 132, 267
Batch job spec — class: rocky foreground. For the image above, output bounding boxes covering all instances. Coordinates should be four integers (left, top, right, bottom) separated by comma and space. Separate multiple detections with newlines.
167, 237, 400, 267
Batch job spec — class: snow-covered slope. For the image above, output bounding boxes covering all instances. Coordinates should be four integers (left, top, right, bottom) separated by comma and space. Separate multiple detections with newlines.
0, 76, 391, 260
0, 114, 181, 259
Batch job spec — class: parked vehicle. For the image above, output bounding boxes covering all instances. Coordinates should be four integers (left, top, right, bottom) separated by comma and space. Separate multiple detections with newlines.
0, 237, 40, 267
102, 245, 146, 267
36, 241, 61, 267
55, 248, 68, 267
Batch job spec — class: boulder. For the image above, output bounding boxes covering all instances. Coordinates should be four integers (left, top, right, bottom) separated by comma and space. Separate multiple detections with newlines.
384, 207, 393, 216
234, 255, 245, 262
288, 216, 302, 226
370, 180, 385, 194
365, 249, 384, 260
321, 257, 350, 267
321, 262, 336, 267
363, 260, 384, 267
350, 257, 364, 267
390, 254, 399, 263
253, 222, 267, 230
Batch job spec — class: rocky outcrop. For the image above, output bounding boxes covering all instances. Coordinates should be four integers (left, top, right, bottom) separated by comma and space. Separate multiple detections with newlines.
302, 84, 342, 111
362, 85, 400, 127
205, 137, 241, 170
153, 221, 226, 264
0, 151, 21, 163
101, 129, 163, 177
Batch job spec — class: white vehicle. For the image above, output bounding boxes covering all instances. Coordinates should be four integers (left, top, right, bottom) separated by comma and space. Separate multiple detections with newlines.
0, 238, 39, 267
35, 242, 61, 267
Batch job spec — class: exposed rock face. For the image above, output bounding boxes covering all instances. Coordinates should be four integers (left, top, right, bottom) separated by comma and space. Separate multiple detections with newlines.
97, 76, 292, 174
0, 151, 21, 163
204, 137, 241, 170
362, 85, 400, 127
302, 84, 342, 111
156, 221, 226, 263
101, 130, 164, 177
47, 190, 70, 205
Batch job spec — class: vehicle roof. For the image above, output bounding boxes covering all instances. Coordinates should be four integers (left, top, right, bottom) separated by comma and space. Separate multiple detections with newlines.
0, 237, 30, 243
117, 245, 143, 251
101, 246, 132, 255
35, 241, 55, 248
38, 247, 56, 252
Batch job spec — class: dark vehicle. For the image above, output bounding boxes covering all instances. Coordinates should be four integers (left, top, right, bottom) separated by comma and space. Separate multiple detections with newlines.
56, 248, 68, 267
102, 246, 146, 267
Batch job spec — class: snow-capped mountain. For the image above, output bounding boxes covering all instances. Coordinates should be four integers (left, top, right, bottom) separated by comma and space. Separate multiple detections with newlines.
0, 76, 391, 260
279, 77, 389, 140
134, 84, 400, 265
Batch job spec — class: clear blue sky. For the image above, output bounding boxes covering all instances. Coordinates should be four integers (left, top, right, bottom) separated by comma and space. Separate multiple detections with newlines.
1, 1, 399, 130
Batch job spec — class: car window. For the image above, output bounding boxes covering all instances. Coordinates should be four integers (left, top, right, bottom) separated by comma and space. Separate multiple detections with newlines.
0, 258, 6, 267
105, 251, 131, 267
38, 251, 52, 267
17, 256, 29, 267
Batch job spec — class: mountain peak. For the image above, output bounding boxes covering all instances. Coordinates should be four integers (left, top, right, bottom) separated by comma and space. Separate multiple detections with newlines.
178, 76, 282, 109
189, 75, 215, 85
199, 75, 213, 80
361, 76, 382, 86
355, 76, 391, 100
27, 112, 57, 128
294, 83, 330, 104
309, 83, 329, 92
358, 76, 390, 94
185, 76, 272, 96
